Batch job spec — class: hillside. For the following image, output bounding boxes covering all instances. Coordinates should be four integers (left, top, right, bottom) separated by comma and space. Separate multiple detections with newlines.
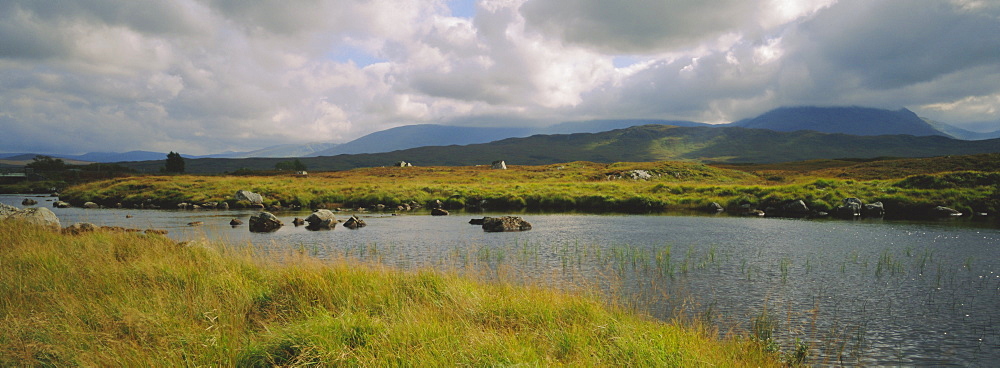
113, 125, 1000, 174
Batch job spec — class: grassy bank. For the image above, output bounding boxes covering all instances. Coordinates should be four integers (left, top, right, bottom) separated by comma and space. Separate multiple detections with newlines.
0, 221, 781, 366
59, 156, 1000, 217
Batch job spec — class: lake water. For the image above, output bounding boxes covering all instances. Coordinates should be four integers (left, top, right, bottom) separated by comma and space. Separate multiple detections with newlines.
5, 194, 999, 366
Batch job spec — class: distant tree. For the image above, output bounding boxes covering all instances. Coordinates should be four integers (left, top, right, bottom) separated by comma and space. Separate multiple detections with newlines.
275, 159, 307, 171
25, 155, 68, 171
164, 151, 185, 173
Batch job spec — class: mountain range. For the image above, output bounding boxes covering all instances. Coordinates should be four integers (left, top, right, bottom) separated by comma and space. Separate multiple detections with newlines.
106, 124, 1000, 174
3, 106, 998, 165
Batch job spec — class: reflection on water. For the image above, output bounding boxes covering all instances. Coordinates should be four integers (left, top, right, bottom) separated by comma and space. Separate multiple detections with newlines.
4, 194, 999, 366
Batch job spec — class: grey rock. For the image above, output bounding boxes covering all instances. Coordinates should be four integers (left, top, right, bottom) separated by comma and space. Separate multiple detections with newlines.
83, 202, 99, 209
782, 200, 810, 215
62, 222, 98, 235
235, 190, 264, 204
21, 198, 38, 206
305, 209, 337, 229
219, 202, 230, 210
2, 206, 61, 230
834, 198, 863, 219
482, 216, 532, 232
343, 215, 366, 229
706, 202, 724, 213
626, 170, 652, 180
431, 208, 449, 216
932, 206, 962, 217
249, 212, 282, 232
491, 160, 507, 170
863, 202, 885, 218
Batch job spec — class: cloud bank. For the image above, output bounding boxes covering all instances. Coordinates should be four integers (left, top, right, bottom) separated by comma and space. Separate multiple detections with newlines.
1, 0, 998, 154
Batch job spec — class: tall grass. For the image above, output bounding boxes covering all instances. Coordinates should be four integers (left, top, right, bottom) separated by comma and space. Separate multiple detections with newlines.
0, 221, 781, 366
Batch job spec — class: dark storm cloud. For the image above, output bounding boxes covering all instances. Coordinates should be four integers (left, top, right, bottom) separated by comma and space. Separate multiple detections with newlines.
520, 0, 762, 53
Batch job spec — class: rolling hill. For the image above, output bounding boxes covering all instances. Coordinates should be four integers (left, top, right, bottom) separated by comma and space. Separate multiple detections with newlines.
113, 125, 1000, 173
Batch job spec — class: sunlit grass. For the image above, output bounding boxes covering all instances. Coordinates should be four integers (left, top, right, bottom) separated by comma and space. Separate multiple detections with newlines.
0, 221, 782, 366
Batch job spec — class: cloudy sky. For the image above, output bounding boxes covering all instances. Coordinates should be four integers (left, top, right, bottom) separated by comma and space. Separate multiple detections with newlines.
2, 0, 999, 155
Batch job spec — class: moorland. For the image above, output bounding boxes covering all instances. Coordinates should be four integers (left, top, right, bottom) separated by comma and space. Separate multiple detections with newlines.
54, 153, 1000, 219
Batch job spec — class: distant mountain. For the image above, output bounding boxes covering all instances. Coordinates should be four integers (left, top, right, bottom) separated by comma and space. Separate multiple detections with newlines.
542, 119, 709, 134
923, 119, 1000, 140
204, 142, 340, 158
73, 151, 172, 162
732, 106, 946, 137
309, 124, 536, 156
115, 125, 1000, 173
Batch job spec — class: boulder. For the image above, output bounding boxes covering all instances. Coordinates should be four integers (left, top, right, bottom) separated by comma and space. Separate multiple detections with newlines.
862, 202, 885, 218
202, 202, 218, 209
469, 217, 486, 225
177, 203, 190, 209
83, 202, 100, 209
219, 202, 230, 210
63, 222, 98, 235
248, 212, 283, 232
705, 202, 724, 213
781, 200, 810, 216
0, 203, 20, 217
931, 206, 962, 218
229, 218, 243, 226
3, 206, 61, 230
305, 209, 337, 229
343, 215, 366, 229
482, 216, 532, 232
292, 218, 305, 226
21, 198, 38, 206
742, 209, 766, 217
235, 190, 264, 205
431, 208, 449, 216
834, 198, 862, 219
625, 170, 653, 180
395, 161, 413, 167
491, 160, 507, 170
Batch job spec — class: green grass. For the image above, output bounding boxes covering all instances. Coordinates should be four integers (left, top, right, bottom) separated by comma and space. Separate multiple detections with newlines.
0, 221, 782, 366
59, 156, 1000, 217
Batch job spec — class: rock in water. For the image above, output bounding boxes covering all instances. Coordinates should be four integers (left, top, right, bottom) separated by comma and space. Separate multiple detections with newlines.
292, 218, 305, 226
343, 215, 366, 229
431, 208, 449, 216
83, 202, 99, 209
21, 198, 37, 206
482, 216, 532, 232
305, 209, 337, 229
248, 212, 282, 232
229, 218, 243, 226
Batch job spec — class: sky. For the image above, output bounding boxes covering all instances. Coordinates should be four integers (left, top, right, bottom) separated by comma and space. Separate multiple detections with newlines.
1, 0, 999, 155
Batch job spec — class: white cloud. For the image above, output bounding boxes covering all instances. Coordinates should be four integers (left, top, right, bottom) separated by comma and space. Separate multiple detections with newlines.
0, 0, 998, 155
